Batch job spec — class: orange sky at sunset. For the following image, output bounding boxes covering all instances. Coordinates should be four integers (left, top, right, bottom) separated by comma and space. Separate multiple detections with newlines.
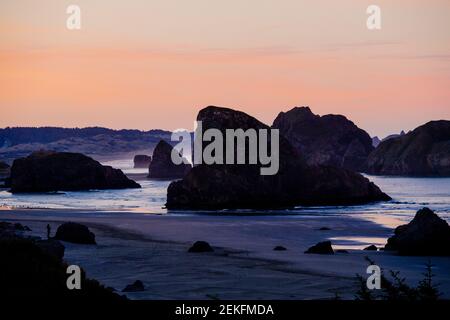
1, 0, 450, 137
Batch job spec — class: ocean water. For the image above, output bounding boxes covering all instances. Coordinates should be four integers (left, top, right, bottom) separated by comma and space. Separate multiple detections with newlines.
1, 158, 449, 227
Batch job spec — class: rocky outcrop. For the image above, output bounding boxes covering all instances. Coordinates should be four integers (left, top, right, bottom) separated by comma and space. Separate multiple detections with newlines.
13, 223, 31, 231
0, 236, 123, 298
166, 106, 390, 210
272, 107, 374, 172
363, 245, 378, 251
384, 208, 450, 256
133, 155, 152, 168
122, 280, 145, 292
305, 241, 334, 254
0, 221, 31, 239
35, 239, 65, 261
9, 151, 140, 193
55, 222, 96, 245
366, 121, 450, 176
148, 140, 191, 179
188, 241, 214, 253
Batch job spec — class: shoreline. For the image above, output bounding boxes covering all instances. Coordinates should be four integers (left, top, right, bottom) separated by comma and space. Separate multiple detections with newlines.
2, 208, 450, 299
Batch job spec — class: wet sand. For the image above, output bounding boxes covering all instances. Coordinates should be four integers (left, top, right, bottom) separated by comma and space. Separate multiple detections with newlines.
1, 208, 450, 299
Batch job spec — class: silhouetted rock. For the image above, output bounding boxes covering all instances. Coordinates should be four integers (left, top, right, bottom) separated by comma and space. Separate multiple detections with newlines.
9, 151, 140, 193
363, 245, 378, 251
336, 249, 349, 254
319, 227, 331, 231
188, 241, 214, 253
13, 223, 31, 231
367, 121, 450, 176
0, 237, 123, 299
122, 280, 145, 292
273, 246, 287, 251
272, 107, 374, 171
35, 239, 65, 261
55, 222, 96, 245
148, 140, 191, 179
133, 155, 152, 168
0, 221, 22, 239
305, 241, 334, 254
385, 208, 450, 256
166, 106, 390, 210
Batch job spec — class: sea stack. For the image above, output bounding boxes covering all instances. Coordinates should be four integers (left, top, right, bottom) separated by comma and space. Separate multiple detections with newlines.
366, 121, 450, 176
9, 150, 140, 193
133, 154, 152, 168
166, 106, 390, 210
385, 207, 450, 256
272, 106, 374, 172
148, 140, 191, 179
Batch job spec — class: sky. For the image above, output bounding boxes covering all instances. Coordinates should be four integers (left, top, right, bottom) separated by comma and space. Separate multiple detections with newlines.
1, 0, 450, 138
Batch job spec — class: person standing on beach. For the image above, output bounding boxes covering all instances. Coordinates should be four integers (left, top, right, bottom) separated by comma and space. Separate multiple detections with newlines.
46, 224, 51, 239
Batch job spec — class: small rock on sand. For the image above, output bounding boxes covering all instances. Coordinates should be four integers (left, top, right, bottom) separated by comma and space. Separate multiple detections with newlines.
122, 280, 145, 292
188, 241, 214, 253
305, 241, 334, 255
55, 222, 96, 245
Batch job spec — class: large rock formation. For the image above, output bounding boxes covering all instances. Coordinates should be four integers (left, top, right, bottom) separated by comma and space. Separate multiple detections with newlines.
272, 107, 374, 172
9, 151, 140, 193
148, 140, 191, 179
0, 236, 122, 298
133, 155, 152, 168
366, 121, 450, 176
166, 106, 390, 210
385, 208, 450, 256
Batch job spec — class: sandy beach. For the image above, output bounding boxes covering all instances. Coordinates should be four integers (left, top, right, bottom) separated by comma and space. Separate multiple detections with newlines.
2, 208, 449, 300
